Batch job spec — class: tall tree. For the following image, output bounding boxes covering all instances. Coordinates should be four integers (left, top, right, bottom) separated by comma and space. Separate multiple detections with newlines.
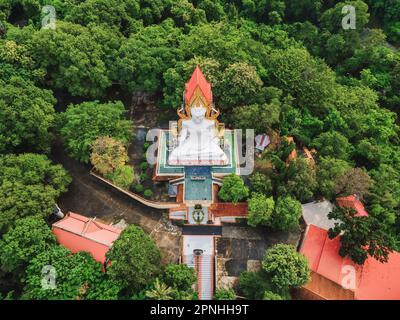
262, 244, 310, 289
232, 100, 280, 134
312, 131, 352, 160
316, 157, 352, 200
218, 174, 249, 203
64, 0, 138, 33
169, 0, 206, 27
319, 0, 370, 65
90, 136, 128, 175
23, 247, 104, 300
106, 225, 162, 294
161, 264, 196, 293
26, 21, 112, 98
283, 157, 317, 202
115, 19, 183, 92
247, 193, 275, 227
0, 216, 55, 277
249, 172, 273, 196
0, 153, 70, 233
60, 101, 132, 163
334, 167, 372, 198
328, 206, 396, 265
0, 40, 44, 82
238, 270, 277, 300
0, 76, 55, 153
270, 196, 302, 231
219, 62, 264, 109
266, 47, 337, 116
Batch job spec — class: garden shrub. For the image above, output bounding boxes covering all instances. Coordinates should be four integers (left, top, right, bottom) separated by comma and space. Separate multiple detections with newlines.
106, 165, 134, 189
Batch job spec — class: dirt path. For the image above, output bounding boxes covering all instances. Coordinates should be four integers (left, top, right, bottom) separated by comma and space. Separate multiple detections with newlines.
50, 140, 181, 264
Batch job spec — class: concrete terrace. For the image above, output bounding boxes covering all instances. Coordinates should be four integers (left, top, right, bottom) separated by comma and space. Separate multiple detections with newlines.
155, 130, 239, 178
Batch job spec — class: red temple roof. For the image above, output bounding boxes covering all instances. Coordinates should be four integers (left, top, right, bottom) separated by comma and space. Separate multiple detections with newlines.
336, 194, 369, 217
210, 202, 248, 217
300, 224, 400, 300
52, 212, 122, 264
185, 66, 212, 104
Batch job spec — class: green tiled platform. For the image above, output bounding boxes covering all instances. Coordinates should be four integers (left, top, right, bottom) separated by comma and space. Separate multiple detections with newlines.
156, 130, 238, 177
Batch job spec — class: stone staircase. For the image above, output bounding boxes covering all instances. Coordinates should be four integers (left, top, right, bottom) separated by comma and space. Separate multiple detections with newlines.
197, 254, 214, 300
183, 254, 214, 300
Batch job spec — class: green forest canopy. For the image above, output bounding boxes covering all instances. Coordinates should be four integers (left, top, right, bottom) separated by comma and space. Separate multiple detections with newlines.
1, 0, 400, 299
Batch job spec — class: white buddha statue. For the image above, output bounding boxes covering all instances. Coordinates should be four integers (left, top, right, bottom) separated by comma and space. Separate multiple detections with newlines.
168, 104, 228, 165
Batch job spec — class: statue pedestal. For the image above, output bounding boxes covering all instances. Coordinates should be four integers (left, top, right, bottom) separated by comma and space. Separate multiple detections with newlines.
168, 159, 228, 166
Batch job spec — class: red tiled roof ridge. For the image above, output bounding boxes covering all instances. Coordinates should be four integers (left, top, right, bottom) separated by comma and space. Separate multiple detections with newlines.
66, 211, 89, 222
82, 217, 96, 235
52, 212, 122, 264
53, 225, 115, 247
336, 194, 369, 217
185, 66, 212, 104
53, 212, 122, 238
315, 226, 329, 276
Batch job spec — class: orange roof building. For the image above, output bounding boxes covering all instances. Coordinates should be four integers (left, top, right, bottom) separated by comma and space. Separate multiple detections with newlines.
285, 136, 297, 163
336, 194, 369, 217
184, 66, 212, 105
209, 202, 248, 218
52, 212, 122, 264
299, 224, 400, 300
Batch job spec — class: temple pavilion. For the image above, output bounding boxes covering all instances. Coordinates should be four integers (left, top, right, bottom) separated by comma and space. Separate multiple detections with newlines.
153, 66, 248, 299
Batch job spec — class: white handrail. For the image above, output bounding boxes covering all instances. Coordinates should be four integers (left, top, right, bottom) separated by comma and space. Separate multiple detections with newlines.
90, 171, 181, 210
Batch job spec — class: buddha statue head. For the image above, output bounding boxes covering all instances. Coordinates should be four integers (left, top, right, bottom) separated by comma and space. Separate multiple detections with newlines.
177, 66, 220, 130
190, 103, 207, 124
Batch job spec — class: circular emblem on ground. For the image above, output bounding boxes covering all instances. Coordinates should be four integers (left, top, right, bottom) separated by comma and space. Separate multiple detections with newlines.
192, 205, 205, 224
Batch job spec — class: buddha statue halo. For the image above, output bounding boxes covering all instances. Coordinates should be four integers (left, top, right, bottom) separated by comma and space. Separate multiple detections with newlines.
177, 86, 219, 130
168, 103, 228, 166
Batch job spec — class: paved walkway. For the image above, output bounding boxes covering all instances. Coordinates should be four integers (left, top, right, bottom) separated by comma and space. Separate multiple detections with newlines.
182, 235, 215, 300
182, 225, 222, 236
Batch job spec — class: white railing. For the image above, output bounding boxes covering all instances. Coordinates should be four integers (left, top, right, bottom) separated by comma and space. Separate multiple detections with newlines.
90, 170, 180, 210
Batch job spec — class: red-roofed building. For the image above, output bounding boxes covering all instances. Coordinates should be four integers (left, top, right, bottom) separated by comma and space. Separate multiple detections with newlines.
336, 194, 369, 217
299, 224, 400, 300
209, 202, 248, 218
185, 66, 212, 105
52, 212, 122, 264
